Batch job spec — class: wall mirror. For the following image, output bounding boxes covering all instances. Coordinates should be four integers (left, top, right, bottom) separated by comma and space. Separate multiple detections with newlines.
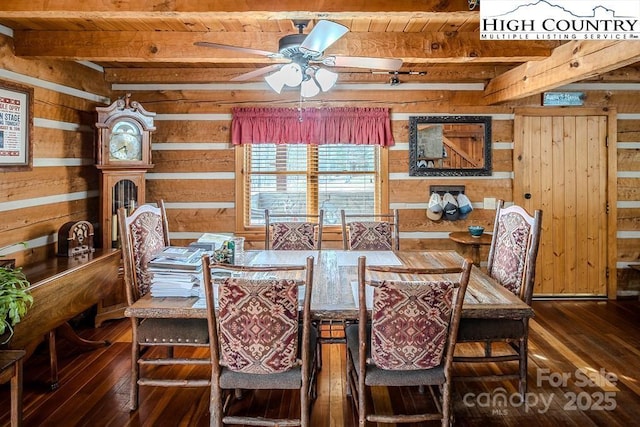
408, 116, 492, 176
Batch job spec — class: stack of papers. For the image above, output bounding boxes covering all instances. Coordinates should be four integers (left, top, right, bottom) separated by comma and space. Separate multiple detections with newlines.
149, 246, 203, 271
149, 270, 204, 298
148, 246, 204, 297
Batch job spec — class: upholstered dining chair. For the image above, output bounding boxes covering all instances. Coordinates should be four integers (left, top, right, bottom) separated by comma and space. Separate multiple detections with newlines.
346, 256, 472, 426
454, 200, 542, 398
264, 209, 324, 250
118, 201, 210, 411
201, 254, 317, 427
340, 209, 400, 251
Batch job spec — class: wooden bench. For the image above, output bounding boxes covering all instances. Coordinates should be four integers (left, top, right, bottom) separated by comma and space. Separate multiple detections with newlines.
5, 249, 120, 389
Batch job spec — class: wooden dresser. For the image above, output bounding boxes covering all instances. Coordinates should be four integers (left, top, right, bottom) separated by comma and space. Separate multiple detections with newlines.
5, 249, 121, 388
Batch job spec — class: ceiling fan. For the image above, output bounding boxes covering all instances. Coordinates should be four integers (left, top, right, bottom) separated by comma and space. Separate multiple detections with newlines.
194, 20, 403, 97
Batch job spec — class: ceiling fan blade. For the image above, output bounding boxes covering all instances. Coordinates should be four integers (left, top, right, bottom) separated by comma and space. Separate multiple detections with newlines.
322, 56, 403, 71
194, 41, 278, 58
231, 64, 283, 82
299, 20, 349, 54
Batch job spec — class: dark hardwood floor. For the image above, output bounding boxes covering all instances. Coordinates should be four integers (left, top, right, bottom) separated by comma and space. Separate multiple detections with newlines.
1, 300, 639, 426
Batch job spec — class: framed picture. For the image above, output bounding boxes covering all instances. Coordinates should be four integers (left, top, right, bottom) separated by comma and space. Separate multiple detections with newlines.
0, 80, 33, 170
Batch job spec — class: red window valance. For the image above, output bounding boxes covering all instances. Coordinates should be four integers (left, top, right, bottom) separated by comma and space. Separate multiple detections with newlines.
231, 107, 395, 146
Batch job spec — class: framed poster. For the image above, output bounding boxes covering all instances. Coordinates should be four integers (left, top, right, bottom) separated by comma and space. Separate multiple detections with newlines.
0, 81, 33, 170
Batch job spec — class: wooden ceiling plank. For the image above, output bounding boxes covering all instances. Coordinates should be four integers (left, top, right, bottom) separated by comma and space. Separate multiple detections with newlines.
386, 17, 408, 32
404, 18, 429, 33
367, 18, 391, 33
258, 19, 282, 33
483, 41, 640, 105
0, 0, 475, 14
347, 18, 369, 32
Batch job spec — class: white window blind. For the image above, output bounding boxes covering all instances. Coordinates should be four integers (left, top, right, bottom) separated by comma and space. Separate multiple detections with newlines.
245, 144, 380, 226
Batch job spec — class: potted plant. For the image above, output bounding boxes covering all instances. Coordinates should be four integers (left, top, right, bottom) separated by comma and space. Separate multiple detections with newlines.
0, 243, 32, 345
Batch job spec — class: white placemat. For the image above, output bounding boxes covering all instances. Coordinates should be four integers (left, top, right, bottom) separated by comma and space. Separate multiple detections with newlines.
250, 250, 319, 266
337, 251, 402, 267
350, 281, 373, 309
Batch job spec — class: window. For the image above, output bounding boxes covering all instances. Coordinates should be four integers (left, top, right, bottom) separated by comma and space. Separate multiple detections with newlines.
243, 144, 383, 226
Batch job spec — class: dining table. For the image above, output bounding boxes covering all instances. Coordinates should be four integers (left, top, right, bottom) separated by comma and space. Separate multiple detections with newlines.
124, 249, 534, 322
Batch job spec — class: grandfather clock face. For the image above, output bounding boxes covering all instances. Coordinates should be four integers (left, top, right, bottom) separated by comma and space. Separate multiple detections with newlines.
96, 95, 155, 169
108, 120, 142, 161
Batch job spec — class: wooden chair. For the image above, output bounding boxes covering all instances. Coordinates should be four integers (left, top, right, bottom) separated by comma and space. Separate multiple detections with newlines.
346, 256, 472, 426
118, 201, 210, 411
201, 255, 317, 427
340, 209, 400, 250
454, 200, 542, 398
264, 209, 324, 250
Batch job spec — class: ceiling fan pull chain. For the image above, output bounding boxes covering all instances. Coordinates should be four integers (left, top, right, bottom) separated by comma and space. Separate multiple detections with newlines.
298, 95, 303, 122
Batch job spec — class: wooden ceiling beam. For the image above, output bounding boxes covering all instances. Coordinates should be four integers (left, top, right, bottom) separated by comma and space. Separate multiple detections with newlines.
0, 0, 475, 14
14, 30, 556, 64
104, 65, 508, 83
482, 41, 640, 105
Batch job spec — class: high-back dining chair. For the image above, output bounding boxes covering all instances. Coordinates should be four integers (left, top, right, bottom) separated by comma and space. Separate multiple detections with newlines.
264, 209, 324, 250
340, 209, 400, 251
345, 256, 472, 426
455, 200, 542, 398
118, 201, 210, 411
201, 255, 317, 427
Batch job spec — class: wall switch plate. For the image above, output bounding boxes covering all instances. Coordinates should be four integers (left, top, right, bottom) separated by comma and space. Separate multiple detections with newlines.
483, 197, 497, 210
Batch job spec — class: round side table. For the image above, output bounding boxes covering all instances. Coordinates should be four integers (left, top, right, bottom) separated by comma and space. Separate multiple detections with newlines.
448, 231, 492, 266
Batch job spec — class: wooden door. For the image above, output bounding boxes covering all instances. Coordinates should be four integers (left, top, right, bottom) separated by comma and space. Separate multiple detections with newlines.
514, 108, 617, 297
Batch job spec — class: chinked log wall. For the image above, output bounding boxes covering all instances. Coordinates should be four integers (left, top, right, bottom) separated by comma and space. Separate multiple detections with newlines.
0, 33, 638, 295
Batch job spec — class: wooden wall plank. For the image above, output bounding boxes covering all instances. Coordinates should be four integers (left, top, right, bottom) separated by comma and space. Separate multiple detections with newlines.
151, 150, 234, 173
147, 179, 235, 202
153, 121, 232, 143
617, 120, 640, 141
389, 179, 512, 204
0, 199, 98, 245
165, 208, 235, 233
617, 178, 640, 201
0, 167, 98, 201
618, 149, 640, 171
33, 128, 94, 159
33, 88, 99, 125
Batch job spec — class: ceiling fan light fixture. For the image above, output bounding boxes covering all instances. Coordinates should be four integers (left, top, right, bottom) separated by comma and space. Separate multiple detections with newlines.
281, 63, 303, 87
301, 77, 321, 98
315, 68, 338, 92
264, 70, 287, 93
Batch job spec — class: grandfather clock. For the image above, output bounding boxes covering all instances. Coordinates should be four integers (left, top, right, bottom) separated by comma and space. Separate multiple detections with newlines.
95, 93, 155, 249
94, 94, 155, 326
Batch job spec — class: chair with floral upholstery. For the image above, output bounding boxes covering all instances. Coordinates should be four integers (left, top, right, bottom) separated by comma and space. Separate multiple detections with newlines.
345, 256, 472, 426
118, 201, 210, 411
264, 209, 324, 250
340, 209, 400, 251
201, 254, 317, 427
454, 200, 542, 398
